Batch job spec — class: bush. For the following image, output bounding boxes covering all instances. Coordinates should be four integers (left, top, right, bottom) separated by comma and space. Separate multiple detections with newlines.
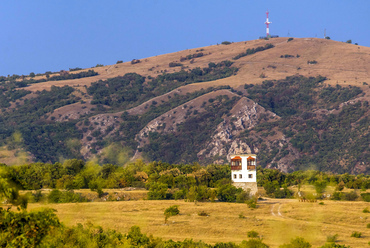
217, 185, 242, 202
198, 210, 209, 216
241, 238, 269, 248
287, 38, 294, 42
342, 191, 358, 201
363, 207, 369, 213
116, 60, 123, 64
361, 192, 370, 202
326, 234, 338, 243
366, 223, 370, 228
279, 237, 311, 248
164, 205, 180, 223
350, 231, 361, 238
221, 41, 232, 45
247, 230, 259, 238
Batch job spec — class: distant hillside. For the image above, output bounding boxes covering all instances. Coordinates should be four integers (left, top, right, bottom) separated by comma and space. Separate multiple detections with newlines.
0, 38, 369, 174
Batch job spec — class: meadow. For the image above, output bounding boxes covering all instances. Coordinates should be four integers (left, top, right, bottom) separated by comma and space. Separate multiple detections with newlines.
26, 192, 370, 247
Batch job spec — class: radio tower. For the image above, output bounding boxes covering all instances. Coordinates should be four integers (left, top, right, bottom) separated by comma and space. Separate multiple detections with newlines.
265, 10, 271, 38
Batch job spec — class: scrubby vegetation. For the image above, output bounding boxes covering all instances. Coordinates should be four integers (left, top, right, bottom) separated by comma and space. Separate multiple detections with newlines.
243, 76, 367, 173
87, 61, 237, 110
233, 44, 274, 60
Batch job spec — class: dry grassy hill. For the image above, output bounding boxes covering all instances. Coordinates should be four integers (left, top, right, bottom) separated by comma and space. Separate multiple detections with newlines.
1, 37, 369, 173
24, 37, 370, 93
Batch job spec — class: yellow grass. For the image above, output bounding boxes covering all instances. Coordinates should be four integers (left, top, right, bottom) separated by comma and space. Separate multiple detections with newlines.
25, 197, 370, 247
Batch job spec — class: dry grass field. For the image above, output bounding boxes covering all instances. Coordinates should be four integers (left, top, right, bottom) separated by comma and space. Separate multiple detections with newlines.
26, 196, 370, 247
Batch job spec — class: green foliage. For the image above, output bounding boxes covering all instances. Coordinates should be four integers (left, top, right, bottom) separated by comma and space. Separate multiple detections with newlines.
244, 76, 367, 171
367, 223, 370, 228
288, 38, 294, 42
164, 205, 180, 223
350, 231, 361, 238
240, 238, 270, 248
279, 237, 312, 248
217, 184, 242, 202
361, 193, 370, 202
315, 180, 327, 193
320, 243, 351, 248
0, 207, 60, 247
48, 189, 87, 203
233, 44, 274, 60
127, 225, 150, 246
363, 207, 370, 213
221, 41, 232, 45
87, 61, 237, 110
326, 234, 338, 243
21, 70, 98, 85
247, 230, 259, 238
147, 182, 168, 200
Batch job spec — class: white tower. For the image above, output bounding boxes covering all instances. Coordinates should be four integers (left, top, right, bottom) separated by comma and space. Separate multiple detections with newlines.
230, 154, 258, 195
265, 10, 272, 37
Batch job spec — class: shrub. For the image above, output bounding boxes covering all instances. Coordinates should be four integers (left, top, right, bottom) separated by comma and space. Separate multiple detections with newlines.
164, 205, 180, 223
366, 223, 370, 228
116, 60, 123, 64
217, 185, 241, 202
279, 237, 311, 248
239, 213, 245, 219
319, 202, 324, 205
246, 197, 257, 208
169, 62, 183, 67
361, 193, 370, 202
247, 230, 259, 238
342, 191, 358, 201
363, 207, 369, 213
236, 190, 251, 203
326, 234, 338, 243
336, 181, 345, 191
221, 41, 232, 45
131, 59, 141, 64
198, 210, 209, 216
315, 180, 327, 193
287, 38, 294, 42
350, 231, 361, 238
240, 238, 269, 248
307, 60, 318, 64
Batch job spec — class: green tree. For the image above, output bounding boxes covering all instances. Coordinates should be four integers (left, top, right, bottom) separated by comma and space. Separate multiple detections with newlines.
164, 205, 180, 223
147, 182, 168, 200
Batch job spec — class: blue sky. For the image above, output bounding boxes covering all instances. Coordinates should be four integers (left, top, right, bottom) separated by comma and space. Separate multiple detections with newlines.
1, 1, 369, 76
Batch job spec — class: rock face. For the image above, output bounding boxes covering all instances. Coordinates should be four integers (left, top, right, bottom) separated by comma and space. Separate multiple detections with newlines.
198, 97, 273, 159
196, 97, 299, 172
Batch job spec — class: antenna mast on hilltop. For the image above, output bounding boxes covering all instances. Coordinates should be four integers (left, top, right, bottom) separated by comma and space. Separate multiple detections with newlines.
265, 10, 272, 38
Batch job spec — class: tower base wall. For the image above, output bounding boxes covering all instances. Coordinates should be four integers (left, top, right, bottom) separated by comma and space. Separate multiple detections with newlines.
233, 182, 258, 196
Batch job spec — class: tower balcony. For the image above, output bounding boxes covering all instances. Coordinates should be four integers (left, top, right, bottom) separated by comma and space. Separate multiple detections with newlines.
247, 165, 256, 170
231, 165, 242, 171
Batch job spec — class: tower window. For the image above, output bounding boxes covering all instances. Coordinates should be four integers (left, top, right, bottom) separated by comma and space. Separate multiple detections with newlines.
233, 174, 237, 179
248, 174, 253, 178
239, 174, 242, 179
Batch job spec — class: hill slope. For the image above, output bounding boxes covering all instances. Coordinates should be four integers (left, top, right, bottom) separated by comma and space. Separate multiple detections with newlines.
0, 38, 369, 173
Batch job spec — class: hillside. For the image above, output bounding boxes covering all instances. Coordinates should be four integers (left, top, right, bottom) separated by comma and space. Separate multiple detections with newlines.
0, 37, 369, 173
